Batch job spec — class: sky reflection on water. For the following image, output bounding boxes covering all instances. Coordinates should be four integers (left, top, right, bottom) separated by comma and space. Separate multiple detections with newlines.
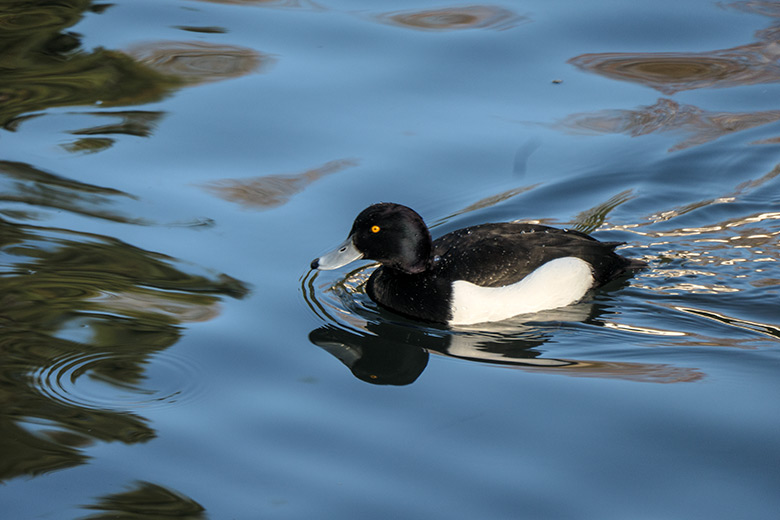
1, 0, 779, 518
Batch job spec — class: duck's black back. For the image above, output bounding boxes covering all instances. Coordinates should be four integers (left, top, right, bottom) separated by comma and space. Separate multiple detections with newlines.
366, 222, 637, 323
432, 223, 634, 287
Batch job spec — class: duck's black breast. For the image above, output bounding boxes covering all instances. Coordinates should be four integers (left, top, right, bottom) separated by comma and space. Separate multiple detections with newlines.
366, 222, 633, 323
366, 264, 454, 323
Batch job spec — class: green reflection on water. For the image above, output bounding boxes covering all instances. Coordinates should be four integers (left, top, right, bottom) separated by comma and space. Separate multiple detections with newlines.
0, 218, 248, 481
0, 160, 145, 223
0, 0, 259, 486
61, 137, 116, 154
0, 1, 183, 128
81, 481, 206, 520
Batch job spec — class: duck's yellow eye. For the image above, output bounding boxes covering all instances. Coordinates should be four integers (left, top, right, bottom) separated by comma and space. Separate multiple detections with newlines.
371, 225, 381, 233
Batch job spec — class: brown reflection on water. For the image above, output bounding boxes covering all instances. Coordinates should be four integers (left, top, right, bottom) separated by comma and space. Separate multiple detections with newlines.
555, 98, 780, 151
0, 218, 248, 481
202, 158, 358, 210
569, 2, 780, 93
568, 52, 765, 95
373, 5, 527, 31
126, 41, 273, 84
81, 481, 206, 519
752, 135, 780, 144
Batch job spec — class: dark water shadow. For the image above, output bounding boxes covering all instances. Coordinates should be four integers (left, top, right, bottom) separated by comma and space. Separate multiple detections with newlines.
301, 268, 703, 386
79, 480, 206, 520
0, 218, 249, 482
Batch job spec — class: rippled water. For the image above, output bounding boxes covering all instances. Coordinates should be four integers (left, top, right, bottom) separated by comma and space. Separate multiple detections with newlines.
2, 0, 780, 518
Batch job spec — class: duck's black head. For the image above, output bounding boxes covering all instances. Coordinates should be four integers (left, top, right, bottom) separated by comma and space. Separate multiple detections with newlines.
311, 203, 432, 274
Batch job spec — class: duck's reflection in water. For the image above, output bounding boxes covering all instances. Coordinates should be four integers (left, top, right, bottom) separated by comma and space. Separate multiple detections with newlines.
303, 270, 703, 386
309, 325, 431, 386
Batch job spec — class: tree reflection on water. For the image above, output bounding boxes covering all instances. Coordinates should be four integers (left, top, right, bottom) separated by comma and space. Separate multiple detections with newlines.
0, 0, 268, 140
0, 217, 248, 481
80, 480, 207, 520
0, 0, 180, 129
0, 0, 254, 493
0, 160, 146, 223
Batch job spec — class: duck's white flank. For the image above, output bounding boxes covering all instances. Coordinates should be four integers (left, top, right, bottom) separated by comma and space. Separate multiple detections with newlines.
448, 256, 595, 325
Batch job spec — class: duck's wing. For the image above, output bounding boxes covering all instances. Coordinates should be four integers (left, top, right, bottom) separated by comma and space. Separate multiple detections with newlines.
432, 223, 636, 288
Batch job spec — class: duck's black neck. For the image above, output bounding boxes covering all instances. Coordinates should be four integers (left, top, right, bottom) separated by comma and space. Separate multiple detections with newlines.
389, 233, 431, 274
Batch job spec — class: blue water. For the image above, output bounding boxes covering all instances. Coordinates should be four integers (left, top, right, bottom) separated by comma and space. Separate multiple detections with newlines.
2, 0, 780, 518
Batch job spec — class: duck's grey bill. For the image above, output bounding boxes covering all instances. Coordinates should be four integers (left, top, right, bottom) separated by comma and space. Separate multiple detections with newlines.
312, 237, 364, 270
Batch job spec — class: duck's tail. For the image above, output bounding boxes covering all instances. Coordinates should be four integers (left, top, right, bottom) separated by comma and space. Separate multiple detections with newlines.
625, 257, 648, 270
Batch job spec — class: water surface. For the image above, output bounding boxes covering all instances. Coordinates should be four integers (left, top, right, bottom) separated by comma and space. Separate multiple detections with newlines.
1, 0, 779, 518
